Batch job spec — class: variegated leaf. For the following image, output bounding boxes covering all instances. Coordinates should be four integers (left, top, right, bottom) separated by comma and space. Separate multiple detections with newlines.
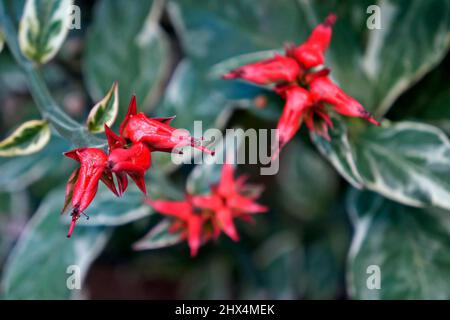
347, 190, 450, 299
18, 0, 73, 64
86, 81, 119, 133
1, 189, 110, 299
313, 120, 450, 211
0, 119, 51, 157
0, 30, 4, 53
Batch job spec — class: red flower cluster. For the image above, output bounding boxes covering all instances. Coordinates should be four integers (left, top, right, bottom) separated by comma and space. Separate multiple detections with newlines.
146, 163, 268, 256
62, 96, 213, 237
223, 13, 380, 157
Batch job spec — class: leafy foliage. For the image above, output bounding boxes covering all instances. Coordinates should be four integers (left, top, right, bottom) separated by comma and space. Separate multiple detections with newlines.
18, 0, 73, 64
1, 0, 450, 300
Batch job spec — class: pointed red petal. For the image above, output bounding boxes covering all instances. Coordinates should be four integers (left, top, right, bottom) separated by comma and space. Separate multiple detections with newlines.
145, 198, 192, 220
100, 170, 119, 197
187, 215, 203, 257
63, 149, 82, 162
218, 163, 236, 197
216, 208, 239, 241
153, 116, 176, 125
104, 124, 126, 151
115, 172, 128, 196
129, 172, 147, 195
119, 95, 138, 137
61, 168, 79, 214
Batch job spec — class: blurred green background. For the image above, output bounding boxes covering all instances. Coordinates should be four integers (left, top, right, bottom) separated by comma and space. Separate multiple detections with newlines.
0, 0, 450, 299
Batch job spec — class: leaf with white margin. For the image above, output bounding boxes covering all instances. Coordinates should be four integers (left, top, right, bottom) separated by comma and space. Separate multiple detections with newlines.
0, 30, 4, 53
86, 82, 119, 133
347, 189, 450, 299
311, 119, 364, 189
1, 189, 111, 299
0, 137, 68, 192
0, 119, 51, 157
19, 0, 73, 64
314, 120, 450, 211
133, 219, 183, 251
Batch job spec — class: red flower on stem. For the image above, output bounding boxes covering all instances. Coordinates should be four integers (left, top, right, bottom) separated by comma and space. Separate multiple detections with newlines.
62, 148, 113, 237
62, 95, 215, 237
222, 13, 380, 158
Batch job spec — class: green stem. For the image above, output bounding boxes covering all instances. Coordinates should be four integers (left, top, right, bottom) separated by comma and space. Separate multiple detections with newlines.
0, 1, 105, 148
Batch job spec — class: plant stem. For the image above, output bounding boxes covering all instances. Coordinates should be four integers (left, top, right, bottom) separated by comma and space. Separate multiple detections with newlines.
0, 1, 104, 148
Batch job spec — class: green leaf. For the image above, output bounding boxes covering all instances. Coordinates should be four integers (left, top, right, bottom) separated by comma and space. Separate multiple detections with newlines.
389, 55, 450, 134
86, 81, 119, 133
347, 189, 450, 299
0, 137, 68, 192
312, 119, 364, 188
276, 140, 339, 221
251, 231, 302, 299
0, 119, 51, 157
1, 190, 111, 299
0, 29, 4, 53
157, 60, 233, 132
84, 0, 170, 119
168, 0, 307, 69
133, 219, 183, 251
18, 0, 73, 64
314, 120, 450, 211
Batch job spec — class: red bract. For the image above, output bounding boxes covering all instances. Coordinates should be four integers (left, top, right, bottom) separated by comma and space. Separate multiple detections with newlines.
222, 54, 301, 85
147, 163, 267, 256
274, 85, 312, 153
222, 13, 380, 159
286, 13, 336, 69
63, 148, 111, 237
309, 76, 380, 125
146, 198, 206, 257
108, 142, 152, 195
62, 94, 217, 237
120, 96, 214, 155
196, 163, 267, 240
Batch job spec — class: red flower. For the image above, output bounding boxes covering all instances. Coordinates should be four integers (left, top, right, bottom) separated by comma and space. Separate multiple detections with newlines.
286, 13, 336, 69
222, 54, 301, 85
309, 76, 380, 125
147, 163, 267, 256
63, 148, 112, 237
192, 163, 268, 241
108, 142, 152, 195
222, 13, 380, 159
146, 197, 206, 257
120, 96, 214, 155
